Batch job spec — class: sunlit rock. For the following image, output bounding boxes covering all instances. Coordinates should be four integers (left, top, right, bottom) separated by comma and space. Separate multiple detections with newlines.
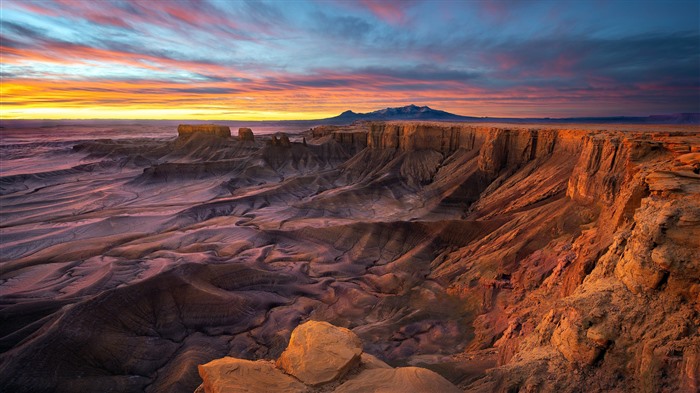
277, 321, 362, 386
238, 127, 255, 141
177, 124, 231, 139
198, 358, 307, 393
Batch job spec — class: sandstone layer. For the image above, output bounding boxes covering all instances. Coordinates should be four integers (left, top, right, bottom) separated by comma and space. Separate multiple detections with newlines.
178, 124, 232, 139
276, 321, 362, 385
0, 121, 697, 393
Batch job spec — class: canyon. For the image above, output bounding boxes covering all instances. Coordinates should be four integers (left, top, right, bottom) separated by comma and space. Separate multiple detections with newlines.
0, 121, 698, 392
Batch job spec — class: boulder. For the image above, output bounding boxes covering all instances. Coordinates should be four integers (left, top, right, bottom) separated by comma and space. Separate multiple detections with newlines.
359, 353, 391, 369
276, 321, 362, 386
196, 320, 463, 392
238, 128, 255, 141
198, 358, 307, 393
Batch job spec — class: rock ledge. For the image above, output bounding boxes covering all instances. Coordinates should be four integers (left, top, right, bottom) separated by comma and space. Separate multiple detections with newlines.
177, 124, 231, 139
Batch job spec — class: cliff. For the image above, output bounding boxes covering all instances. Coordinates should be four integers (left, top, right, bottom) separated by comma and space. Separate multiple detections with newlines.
177, 124, 231, 139
307, 121, 700, 392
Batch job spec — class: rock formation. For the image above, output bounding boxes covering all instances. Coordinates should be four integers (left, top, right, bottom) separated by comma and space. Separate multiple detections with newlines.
309, 124, 368, 150
279, 133, 291, 147
268, 133, 292, 147
238, 127, 255, 141
276, 321, 362, 385
178, 124, 231, 139
196, 321, 461, 393
197, 358, 306, 393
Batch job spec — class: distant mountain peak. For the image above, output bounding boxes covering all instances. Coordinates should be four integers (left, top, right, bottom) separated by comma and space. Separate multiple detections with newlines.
374, 104, 431, 114
329, 105, 468, 123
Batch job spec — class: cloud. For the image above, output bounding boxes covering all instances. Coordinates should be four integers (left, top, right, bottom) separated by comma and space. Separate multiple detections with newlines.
313, 12, 373, 41
357, 0, 417, 25
358, 66, 480, 82
1, 0, 698, 119
482, 31, 700, 89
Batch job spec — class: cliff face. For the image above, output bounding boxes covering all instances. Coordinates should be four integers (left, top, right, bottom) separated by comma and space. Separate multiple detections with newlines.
567, 134, 631, 204
366, 122, 481, 152
475, 128, 583, 177
312, 122, 700, 393
177, 124, 231, 139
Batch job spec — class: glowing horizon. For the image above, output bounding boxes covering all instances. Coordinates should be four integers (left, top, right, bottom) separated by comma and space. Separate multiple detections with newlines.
1, 0, 698, 121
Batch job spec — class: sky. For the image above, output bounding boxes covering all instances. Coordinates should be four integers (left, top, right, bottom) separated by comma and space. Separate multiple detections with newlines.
1, 0, 699, 120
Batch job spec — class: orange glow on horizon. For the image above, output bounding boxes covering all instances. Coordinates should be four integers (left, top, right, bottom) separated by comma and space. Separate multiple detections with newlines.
1, 0, 697, 121
2, 76, 651, 121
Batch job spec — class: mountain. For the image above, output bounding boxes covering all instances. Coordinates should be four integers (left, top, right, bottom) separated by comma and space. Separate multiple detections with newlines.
316, 105, 699, 125
324, 104, 476, 122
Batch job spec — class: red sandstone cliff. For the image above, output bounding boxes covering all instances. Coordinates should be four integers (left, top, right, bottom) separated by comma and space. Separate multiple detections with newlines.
307, 122, 700, 392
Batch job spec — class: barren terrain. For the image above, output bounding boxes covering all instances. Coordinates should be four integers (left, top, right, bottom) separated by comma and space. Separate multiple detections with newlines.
1, 122, 698, 392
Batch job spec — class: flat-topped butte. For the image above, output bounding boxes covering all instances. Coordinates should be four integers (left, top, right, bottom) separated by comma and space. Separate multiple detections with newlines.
177, 124, 231, 139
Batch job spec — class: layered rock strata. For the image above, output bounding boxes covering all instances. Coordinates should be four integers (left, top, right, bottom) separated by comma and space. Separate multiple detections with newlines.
310, 122, 700, 392
177, 124, 231, 139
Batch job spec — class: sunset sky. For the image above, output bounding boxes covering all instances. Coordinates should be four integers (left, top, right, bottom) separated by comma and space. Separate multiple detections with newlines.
1, 0, 699, 120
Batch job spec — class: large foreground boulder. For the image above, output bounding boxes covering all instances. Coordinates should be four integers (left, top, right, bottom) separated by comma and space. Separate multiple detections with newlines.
277, 321, 362, 385
196, 320, 461, 393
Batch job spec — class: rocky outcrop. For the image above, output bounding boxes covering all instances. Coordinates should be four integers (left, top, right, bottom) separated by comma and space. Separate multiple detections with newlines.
279, 133, 291, 147
277, 321, 362, 385
198, 358, 307, 393
196, 321, 461, 393
177, 124, 231, 139
269, 133, 292, 147
238, 127, 255, 141
456, 129, 700, 393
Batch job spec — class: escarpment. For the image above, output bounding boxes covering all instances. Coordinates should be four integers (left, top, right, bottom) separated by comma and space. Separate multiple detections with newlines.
366, 122, 482, 152
178, 124, 231, 139
1, 121, 697, 393
308, 122, 699, 392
